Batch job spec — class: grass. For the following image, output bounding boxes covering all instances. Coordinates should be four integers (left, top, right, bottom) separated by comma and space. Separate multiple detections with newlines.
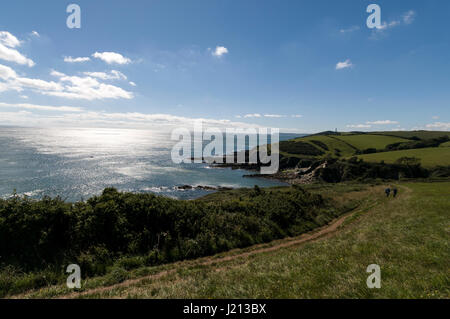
277, 131, 449, 161
13, 181, 449, 299
302, 135, 357, 157
357, 147, 450, 168
440, 141, 450, 148
286, 135, 357, 158
333, 134, 409, 151
374, 131, 449, 140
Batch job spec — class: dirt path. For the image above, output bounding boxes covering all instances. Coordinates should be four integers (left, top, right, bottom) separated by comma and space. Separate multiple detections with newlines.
56, 207, 364, 299
17, 184, 410, 299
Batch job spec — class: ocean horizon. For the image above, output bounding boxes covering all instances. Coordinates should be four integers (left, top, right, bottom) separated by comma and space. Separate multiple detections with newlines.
0, 126, 302, 201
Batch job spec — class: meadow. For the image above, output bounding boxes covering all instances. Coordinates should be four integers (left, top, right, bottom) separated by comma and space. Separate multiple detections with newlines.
332, 134, 409, 151
13, 181, 449, 299
357, 147, 450, 168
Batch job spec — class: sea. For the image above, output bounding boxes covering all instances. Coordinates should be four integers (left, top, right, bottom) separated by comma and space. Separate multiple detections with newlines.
0, 127, 303, 201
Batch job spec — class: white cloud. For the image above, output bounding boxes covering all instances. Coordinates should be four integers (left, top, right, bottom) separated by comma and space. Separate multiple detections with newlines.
64, 56, 91, 63
243, 113, 261, 118
426, 122, 450, 130
403, 10, 416, 25
0, 63, 17, 80
0, 110, 33, 125
31, 31, 40, 37
83, 70, 127, 80
0, 102, 83, 112
1, 64, 62, 92
371, 10, 416, 39
366, 120, 399, 125
264, 114, 284, 118
336, 59, 353, 70
0, 64, 133, 100
340, 26, 360, 33
15, 76, 63, 91
0, 31, 34, 67
432, 116, 439, 120
291, 114, 303, 118
92, 51, 131, 64
212, 46, 229, 57
129, 81, 136, 87
347, 124, 372, 129
0, 31, 21, 48
0, 108, 267, 130
377, 20, 401, 30
48, 70, 133, 100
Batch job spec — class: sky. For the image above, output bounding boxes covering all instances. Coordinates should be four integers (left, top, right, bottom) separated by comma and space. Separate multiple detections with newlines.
0, 0, 449, 133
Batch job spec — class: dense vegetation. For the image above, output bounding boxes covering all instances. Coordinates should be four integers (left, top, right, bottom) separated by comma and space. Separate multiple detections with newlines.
384, 136, 449, 151
0, 185, 348, 296
16, 182, 449, 299
315, 157, 431, 183
89, 182, 446, 299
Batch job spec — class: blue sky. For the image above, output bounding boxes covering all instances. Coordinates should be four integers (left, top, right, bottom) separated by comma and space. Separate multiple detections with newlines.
0, 0, 449, 132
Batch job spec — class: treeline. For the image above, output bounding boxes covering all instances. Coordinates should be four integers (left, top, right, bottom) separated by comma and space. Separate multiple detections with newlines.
0, 185, 343, 295
315, 157, 432, 183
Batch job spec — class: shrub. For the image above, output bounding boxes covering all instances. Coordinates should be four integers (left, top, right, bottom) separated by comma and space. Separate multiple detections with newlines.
104, 267, 129, 286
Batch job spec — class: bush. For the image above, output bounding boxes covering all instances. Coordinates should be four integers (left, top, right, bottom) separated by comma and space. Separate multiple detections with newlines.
0, 185, 340, 295
115, 256, 145, 271
104, 267, 129, 286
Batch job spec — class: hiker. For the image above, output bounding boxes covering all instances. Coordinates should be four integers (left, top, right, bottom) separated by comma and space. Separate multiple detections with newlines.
385, 188, 391, 197
393, 188, 398, 198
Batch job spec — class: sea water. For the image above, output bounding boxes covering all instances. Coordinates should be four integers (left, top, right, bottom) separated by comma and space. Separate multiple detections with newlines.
0, 127, 300, 201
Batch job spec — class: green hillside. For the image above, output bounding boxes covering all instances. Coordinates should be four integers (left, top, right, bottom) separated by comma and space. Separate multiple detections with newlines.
333, 134, 409, 151
278, 131, 450, 169
17, 181, 450, 299
357, 147, 450, 168
374, 131, 449, 140
301, 135, 357, 157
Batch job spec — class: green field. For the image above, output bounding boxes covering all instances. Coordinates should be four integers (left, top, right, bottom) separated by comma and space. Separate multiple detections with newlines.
374, 131, 449, 140
300, 135, 357, 157
357, 147, 450, 168
16, 181, 449, 299
278, 131, 450, 168
334, 134, 409, 151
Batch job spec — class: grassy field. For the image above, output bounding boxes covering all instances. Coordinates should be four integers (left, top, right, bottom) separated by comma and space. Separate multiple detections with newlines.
440, 141, 450, 147
374, 131, 449, 140
14, 181, 450, 299
333, 134, 409, 151
278, 131, 449, 161
357, 147, 450, 168
300, 135, 357, 157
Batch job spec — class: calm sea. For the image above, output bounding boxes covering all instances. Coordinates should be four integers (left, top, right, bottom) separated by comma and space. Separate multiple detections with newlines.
0, 127, 301, 201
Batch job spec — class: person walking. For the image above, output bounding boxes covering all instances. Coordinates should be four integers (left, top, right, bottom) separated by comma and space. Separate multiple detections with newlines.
385, 187, 391, 197
393, 188, 398, 198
